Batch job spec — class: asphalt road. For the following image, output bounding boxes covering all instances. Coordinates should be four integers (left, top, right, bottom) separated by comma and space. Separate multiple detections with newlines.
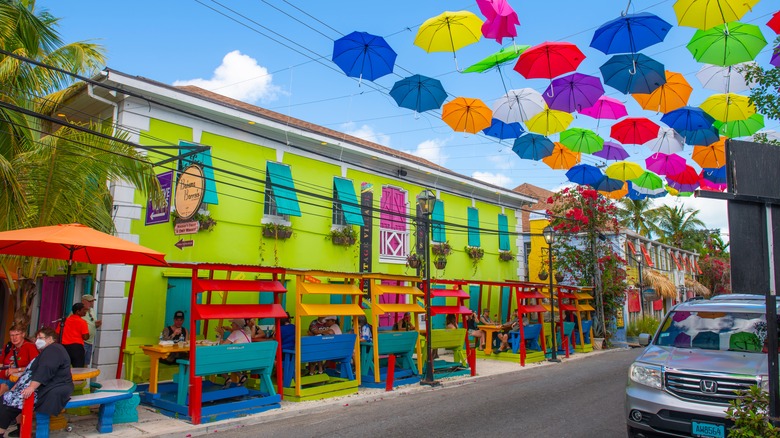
217, 348, 643, 438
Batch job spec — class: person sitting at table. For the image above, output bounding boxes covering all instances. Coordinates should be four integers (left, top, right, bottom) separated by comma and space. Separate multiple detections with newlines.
280, 314, 295, 351
0, 325, 38, 397
160, 310, 188, 366
59, 303, 90, 368
245, 318, 269, 342
445, 314, 458, 329
0, 327, 72, 438
322, 316, 341, 335
392, 312, 415, 331
466, 312, 486, 351
496, 314, 521, 353
357, 315, 372, 342
479, 308, 495, 325
216, 319, 252, 345
308, 317, 328, 336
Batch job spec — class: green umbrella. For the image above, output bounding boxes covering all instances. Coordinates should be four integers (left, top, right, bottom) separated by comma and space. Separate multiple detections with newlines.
463, 45, 530, 93
631, 170, 664, 191
714, 113, 764, 138
686, 22, 767, 67
559, 128, 605, 154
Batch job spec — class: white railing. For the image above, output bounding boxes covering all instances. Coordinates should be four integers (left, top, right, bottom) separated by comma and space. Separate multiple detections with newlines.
379, 228, 409, 263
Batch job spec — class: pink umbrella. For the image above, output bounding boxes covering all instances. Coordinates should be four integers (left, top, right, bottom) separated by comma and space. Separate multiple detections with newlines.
699, 174, 727, 191
645, 153, 687, 176
579, 96, 628, 120
477, 0, 520, 44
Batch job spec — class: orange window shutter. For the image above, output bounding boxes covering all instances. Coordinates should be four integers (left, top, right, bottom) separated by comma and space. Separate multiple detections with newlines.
695, 260, 702, 274
640, 245, 654, 266
670, 253, 682, 270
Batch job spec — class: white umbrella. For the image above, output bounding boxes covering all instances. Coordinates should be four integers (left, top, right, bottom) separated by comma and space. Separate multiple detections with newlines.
695, 63, 757, 93
491, 88, 546, 123
643, 127, 684, 154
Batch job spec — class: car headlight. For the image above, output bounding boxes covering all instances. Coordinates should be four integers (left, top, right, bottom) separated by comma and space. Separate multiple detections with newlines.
629, 363, 663, 389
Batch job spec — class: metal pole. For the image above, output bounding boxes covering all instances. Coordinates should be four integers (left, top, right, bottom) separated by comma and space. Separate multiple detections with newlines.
765, 204, 779, 419
421, 214, 439, 385
548, 244, 559, 362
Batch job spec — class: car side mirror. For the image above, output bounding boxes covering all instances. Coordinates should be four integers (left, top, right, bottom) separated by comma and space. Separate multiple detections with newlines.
638, 333, 651, 346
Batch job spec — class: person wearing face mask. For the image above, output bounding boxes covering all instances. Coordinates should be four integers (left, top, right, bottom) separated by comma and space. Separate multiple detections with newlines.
0, 327, 73, 438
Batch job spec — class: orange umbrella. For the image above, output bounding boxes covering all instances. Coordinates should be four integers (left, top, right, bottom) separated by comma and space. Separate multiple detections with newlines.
600, 181, 628, 199
442, 97, 493, 133
542, 142, 581, 169
632, 71, 692, 113
691, 137, 726, 168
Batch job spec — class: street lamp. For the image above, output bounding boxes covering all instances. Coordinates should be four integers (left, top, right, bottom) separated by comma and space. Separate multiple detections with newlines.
543, 225, 560, 363
416, 189, 438, 386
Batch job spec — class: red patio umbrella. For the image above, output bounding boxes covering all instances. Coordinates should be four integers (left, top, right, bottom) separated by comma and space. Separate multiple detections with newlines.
513, 41, 585, 80
610, 117, 660, 144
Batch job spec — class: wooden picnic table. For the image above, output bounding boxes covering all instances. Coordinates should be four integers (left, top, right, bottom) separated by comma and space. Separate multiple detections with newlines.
478, 325, 503, 355
10, 367, 100, 383
140, 344, 190, 394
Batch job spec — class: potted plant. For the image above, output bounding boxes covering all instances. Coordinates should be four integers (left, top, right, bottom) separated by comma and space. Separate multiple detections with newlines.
406, 253, 421, 269
555, 272, 565, 283
431, 241, 452, 257
329, 226, 358, 246
499, 250, 514, 262
465, 246, 484, 271
538, 269, 549, 281
434, 257, 447, 270
262, 222, 293, 240
171, 211, 218, 232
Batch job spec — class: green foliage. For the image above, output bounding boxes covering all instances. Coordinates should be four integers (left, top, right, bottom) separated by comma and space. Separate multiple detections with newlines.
329, 226, 357, 246
743, 41, 780, 122
655, 205, 706, 251
616, 198, 662, 238
261, 222, 293, 239
626, 316, 660, 337
726, 385, 780, 438
431, 241, 452, 257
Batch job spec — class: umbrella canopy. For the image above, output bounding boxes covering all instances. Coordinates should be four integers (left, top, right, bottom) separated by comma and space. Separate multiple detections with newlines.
714, 113, 764, 138
513, 41, 585, 79
441, 97, 493, 133
542, 142, 581, 169
579, 96, 627, 120
600, 180, 629, 199
390, 74, 448, 113
483, 118, 524, 139
627, 181, 648, 200
512, 133, 555, 160
593, 141, 630, 161
543, 72, 605, 113
606, 161, 644, 181
696, 62, 757, 93
660, 106, 719, 146
692, 138, 726, 168
566, 163, 604, 185
700, 93, 756, 123
600, 53, 666, 95
526, 108, 574, 136
462, 45, 528, 73
701, 166, 728, 184
414, 11, 484, 69
631, 170, 665, 191
632, 70, 693, 113
591, 175, 625, 192
611, 117, 660, 144
772, 47, 780, 68
590, 12, 672, 55
699, 177, 727, 192
667, 176, 700, 193
645, 153, 687, 176
769, 11, 780, 34
643, 127, 685, 154
476, 0, 520, 44
687, 22, 767, 67
491, 88, 546, 123
560, 128, 604, 154
668, 164, 700, 183
674, 0, 760, 30
332, 31, 397, 82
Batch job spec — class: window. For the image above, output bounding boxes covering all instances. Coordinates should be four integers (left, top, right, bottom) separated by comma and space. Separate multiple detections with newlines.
497, 214, 510, 251
379, 186, 409, 262
332, 177, 364, 227
467, 207, 480, 247
431, 200, 446, 243
264, 162, 301, 220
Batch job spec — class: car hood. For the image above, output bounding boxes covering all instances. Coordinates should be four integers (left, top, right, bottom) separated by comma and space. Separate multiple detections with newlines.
638, 345, 767, 377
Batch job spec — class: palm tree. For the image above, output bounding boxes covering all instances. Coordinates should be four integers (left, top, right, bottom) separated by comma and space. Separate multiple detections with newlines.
615, 198, 662, 238
655, 205, 706, 250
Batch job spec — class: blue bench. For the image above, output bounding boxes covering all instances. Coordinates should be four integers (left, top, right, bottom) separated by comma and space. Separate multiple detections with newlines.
282, 334, 356, 387
508, 323, 543, 354
35, 391, 133, 437
360, 331, 418, 385
574, 320, 593, 345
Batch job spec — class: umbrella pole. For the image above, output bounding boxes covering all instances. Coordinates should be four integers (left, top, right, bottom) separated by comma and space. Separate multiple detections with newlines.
116, 265, 138, 379
59, 250, 75, 342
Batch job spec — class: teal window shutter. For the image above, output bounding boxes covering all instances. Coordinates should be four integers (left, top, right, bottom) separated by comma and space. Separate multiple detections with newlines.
179, 141, 218, 205
498, 214, 510, 251
266, 162, 301, 216
333, 177, 364, 226
467, 207, 480, 247
431, 200, 445, 243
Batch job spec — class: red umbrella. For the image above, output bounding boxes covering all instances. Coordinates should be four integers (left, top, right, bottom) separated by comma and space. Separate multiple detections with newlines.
768, 11, 780, 34
513, 41, 585, 80
610, 117, 660, 144
668, 165, 699, 184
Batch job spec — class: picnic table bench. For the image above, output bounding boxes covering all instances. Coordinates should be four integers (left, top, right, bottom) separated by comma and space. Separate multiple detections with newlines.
360, 331, 419, 387
282, 334, 358, 401
32, 391, 133, 438
420, 329, 469, 377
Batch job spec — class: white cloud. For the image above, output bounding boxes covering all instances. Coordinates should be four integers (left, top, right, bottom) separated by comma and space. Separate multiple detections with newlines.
472, 171, 512, 187
401, 138, 449, 166
173, 50, 280, 104
487, 153, 514, 170
342, 122, 391, 146
655, 195, 729, 242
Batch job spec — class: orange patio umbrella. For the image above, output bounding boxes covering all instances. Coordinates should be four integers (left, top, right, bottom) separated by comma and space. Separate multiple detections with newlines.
691, 137, 726, 168
632, 71, 692, 113
542, 142, 581, 169
442, 97, 493, 133
600, 181, 629, 199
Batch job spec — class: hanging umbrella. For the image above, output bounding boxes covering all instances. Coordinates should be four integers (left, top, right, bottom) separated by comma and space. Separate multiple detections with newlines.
483, 118, 524, 139
631, 170, 665, 192
610, 117, 660, 144
590, 12, 672, 55
476, 0, 520, 44
692, 137, 726, 168
526, 108, 574, 136
491, 88, 546, 123
667, 165, 700, 192
687, 23, 767, 67
542, 142, 581, 169
627, 181, 648, 200
462, 45, 529, 92
600, 181, 629, 199
593, 141, 630, 161
590, 175, 625, 192
442, 97, 493, 133
566, 164, 604, 186
332, 31, 397, 82
579, 96, 628, 120
643, 127, 685, 154
512, 133, 555, 160
605, 161, 644, 181
600, 53, 666, 94
632, 70, 693, 113
414, 11, 484, 70
700, 93, 756, 123
389, 74, 448, 113
513, 41, 585, 80
701, 166, 728, 184
560, 128, 604, 154
772, 46, 780, 68
674, 0, 761, 30
769, 11, 780, 34
645, 153, 687, 176
699, 177, 727, 191
543, 72, 605, 113
660, 106, 719, 146
714, 113, 764, 138
696, 63, 757, 93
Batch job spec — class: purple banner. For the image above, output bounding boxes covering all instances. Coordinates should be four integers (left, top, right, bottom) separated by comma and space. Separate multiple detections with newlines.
145, 171, 173, 225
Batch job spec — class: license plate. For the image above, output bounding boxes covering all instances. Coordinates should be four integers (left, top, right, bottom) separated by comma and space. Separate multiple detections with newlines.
692, 421, 725, 438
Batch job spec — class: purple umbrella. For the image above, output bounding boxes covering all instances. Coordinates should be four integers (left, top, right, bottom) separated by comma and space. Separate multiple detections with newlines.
645, 153, 686, 176
772, 45, 780, 68
543, 73, 605, 113
667, 177, 699, 193
592, 141, 629, 160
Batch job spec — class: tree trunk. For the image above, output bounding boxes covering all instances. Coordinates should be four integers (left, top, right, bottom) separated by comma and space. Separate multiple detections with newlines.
12, 278, 36, 330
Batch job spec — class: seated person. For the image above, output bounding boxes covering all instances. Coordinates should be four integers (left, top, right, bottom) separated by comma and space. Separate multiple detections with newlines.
445, 314, 458, 329
308, 317, 328, 336
245, 318, 269, 342
0, 325, 38, 397
357, 316, 372, 342
466, 312, 486, 350
217, 319, 252, 345
479, 308, 495, 325
496, 315, 521, 352
280, 314, 295, 351
160, 310, 188, 365
322, 316, 341, 334
393, 312, 416, 331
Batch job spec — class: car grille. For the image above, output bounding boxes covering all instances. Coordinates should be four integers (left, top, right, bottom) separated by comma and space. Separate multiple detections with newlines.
665, 372, 757, 405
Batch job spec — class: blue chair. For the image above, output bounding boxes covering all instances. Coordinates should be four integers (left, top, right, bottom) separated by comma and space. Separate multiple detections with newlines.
509, 324, 542, 354
574, 320, 593, 345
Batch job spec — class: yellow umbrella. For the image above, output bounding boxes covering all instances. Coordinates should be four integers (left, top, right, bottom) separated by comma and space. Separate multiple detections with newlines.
441, 97, 492, 134
526, 108, 574, 136
700, 93, 755, 123
665, 185, 680, 196
414, 11, 483, 70
632, 71, 693, 113
673, 0, 760, 30
542, 142, 581, 169
605, 161, 644, 181
692, 137, 726, 168
600, 181, 628, 200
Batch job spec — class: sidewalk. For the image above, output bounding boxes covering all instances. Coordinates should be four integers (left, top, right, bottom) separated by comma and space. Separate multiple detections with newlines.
52, 347, 627, 438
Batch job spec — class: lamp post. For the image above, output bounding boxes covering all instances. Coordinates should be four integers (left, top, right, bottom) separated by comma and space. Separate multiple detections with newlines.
417, 189, 439, 386
543, 225, 560, 363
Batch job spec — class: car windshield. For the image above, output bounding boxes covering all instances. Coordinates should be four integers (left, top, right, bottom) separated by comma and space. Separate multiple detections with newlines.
655, 310, 766, 353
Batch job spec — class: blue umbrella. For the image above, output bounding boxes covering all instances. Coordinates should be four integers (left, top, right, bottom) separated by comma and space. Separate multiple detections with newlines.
660, 106, 719, 146
566, 164, 604, 186
482, 118, 524, 140
591, 13, 672, 55
590, 175, 624, 192
592, 141, 629, 161
332, 31, 397, 82
702, 166, 727, 184
599, 53, 666, 94
389, 74, 447, 113
512, 134, 554, 161
627, 181, 647, 200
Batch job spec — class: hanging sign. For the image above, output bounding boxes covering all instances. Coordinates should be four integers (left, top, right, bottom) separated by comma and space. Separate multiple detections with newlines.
145, 171, 173, 225
174, 164, 205, 220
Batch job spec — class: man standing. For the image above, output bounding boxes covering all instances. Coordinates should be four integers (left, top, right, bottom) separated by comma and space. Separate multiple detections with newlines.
81, 294, 102, 366
60, 303, 90, 368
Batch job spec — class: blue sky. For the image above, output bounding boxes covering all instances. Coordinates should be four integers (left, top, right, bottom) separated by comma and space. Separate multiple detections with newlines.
44, 0, 780, 239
